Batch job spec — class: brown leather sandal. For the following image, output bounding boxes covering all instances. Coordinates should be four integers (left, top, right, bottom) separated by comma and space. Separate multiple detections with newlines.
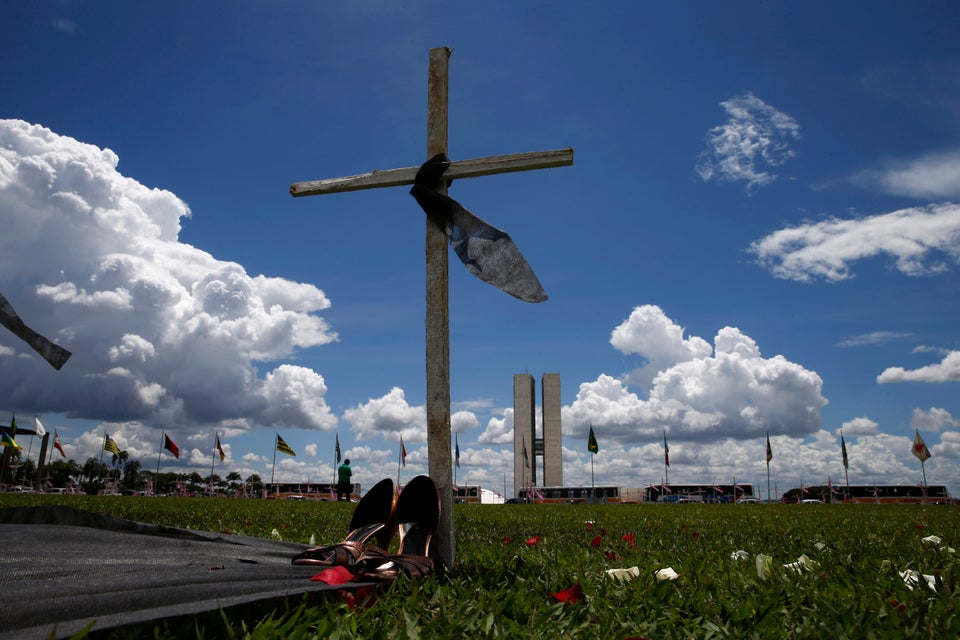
353, 475, 439, 580
292, 478, 397, 568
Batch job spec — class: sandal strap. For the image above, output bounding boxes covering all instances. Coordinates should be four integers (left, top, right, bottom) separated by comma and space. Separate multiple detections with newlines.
291, 540, 365, 567
354, 546, 434, 580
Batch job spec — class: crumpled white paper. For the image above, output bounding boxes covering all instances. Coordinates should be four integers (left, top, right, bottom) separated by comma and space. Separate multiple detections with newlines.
783, 554, 819, 573
605, 566, 640, 581
730, 550, 750, 561
900, 569, 938, 592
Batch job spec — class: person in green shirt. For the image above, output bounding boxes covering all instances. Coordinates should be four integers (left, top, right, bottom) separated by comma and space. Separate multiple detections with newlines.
337, 459, 353, 501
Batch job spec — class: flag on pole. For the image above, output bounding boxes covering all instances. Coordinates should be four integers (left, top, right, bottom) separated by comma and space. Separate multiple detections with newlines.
663, 430, 670, 468
912, 429, 931, 462
216, 435, 225, 462
276, 434, 296, 456
841, 433, 849, 469
400, 436, 407, 467
33, 417, 46, 437
455, 433, 461, 468
104, 434, 121, 457
335, 433, 342, 464
766, 432, 773, 464
53, 431, 66, 458
3, 414, 21, 450
1, 430, 20, 450
163, 434, 180, 459
588, 425, 599, 453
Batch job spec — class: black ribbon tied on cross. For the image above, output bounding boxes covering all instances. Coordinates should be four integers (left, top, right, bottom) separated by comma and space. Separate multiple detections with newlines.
410, 153, 548, 303
0, 292, 71, 370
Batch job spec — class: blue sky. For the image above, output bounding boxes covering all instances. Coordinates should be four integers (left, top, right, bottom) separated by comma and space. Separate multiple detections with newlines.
2, 2, 959, 498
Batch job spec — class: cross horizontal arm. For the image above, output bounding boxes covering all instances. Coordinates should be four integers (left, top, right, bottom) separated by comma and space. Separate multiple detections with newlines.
290, 148, 574, 197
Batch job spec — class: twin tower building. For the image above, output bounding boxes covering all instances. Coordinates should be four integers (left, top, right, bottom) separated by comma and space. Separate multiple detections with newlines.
513, 373, 562, 495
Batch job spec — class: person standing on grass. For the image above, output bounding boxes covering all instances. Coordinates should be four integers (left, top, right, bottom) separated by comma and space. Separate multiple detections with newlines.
337, 458, 353, 501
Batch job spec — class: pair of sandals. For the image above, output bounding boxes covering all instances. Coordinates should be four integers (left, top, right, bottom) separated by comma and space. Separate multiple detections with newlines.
291, 475, 439, 581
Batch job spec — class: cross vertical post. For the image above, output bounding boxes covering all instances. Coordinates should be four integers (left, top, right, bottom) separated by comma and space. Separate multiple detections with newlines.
425, 46, 455, 569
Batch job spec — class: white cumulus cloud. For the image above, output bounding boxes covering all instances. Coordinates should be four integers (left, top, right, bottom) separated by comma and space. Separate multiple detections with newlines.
341, 386, 426, 443
0, 119, 337, 431
911, 407, 958, 432
878, 351, 960, 384
564, 306, 826, 444
750, 203, 960, 282
839, 416, 879, 436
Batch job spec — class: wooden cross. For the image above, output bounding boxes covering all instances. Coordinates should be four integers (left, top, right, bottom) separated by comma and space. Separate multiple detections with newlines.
290, 47, 573, 569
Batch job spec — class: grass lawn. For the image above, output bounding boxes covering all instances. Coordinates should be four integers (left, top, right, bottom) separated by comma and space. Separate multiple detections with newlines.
3, 494, 958, 639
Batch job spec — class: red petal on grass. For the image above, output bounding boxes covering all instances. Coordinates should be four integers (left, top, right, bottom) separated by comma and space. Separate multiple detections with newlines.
343, 586, 377, 610
550, 583, 583, 603
604, 551, 624, 560
600, 527, 607, 536
622, 533, 636, 548
311, 565, 355, 585
501, 536, 512, 544
889, 599, 907, 615
590, 535, 603, 547
526, 535, 542, 546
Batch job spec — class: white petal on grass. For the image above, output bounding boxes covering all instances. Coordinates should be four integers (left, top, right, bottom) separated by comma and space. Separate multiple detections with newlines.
756, 554, 774, 579
655, 567, 679, 581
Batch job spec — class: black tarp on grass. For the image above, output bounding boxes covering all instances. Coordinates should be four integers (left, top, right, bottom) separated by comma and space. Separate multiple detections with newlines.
0, 506, 366, 639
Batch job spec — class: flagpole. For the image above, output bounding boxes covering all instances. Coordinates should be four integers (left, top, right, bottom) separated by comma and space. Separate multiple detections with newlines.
590, 452, 595, 492
397, 445, 402, 485
843, 462, 850, 500
271, 434, 278, 488
99, 431, 107, 466
663, 429, 669, 485
765, 430, 771, 505
210, 432, 217, 497
156, 431, 164, 494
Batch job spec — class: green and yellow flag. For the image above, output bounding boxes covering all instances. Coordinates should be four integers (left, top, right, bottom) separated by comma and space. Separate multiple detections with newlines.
103, 434, 121, 457
276, 434, 296, 456
2, 414, 20, 450
587, 425, 599, 454
1, 431, 20, 451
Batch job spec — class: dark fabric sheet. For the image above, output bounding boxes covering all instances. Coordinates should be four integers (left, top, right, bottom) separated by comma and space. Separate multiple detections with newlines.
410, 154, 548, 303
0, 292, 71, 370
0, 506, 365, 639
